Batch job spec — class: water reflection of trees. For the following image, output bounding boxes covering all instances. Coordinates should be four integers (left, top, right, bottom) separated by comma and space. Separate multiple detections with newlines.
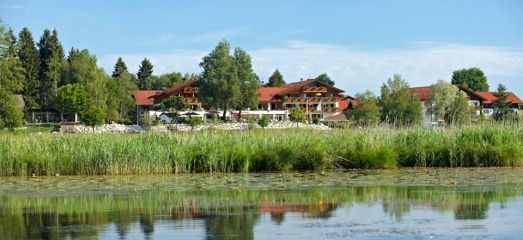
0, 186, 519, 239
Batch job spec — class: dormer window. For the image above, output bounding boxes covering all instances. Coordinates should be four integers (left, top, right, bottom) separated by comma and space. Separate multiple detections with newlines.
308, 82, 318, 88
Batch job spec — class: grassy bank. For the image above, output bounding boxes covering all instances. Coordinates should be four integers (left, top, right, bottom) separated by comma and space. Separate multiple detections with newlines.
0, 124, 522, 175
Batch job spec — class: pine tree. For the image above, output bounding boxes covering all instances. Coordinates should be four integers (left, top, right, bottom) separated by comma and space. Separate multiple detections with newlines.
0, 28, 24, 94
61, 48, 97, 85
492, 84, 513, 121
137, 58, 154, 90
112, 57, 128, 78
267, 69, 286, 87
17, 27, 40, 109
38, 29, 64, 108
234, 47, 260, 117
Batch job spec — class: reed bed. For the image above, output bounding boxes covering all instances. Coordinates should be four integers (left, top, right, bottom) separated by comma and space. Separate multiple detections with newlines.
0, 124, 522, 176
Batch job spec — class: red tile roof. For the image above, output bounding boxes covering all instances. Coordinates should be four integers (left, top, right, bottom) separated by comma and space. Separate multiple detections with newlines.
411, 86, 433, 101
258, 87, 285, 102
338, 98, 349, 110
476, 91, 523, 104
324, 113, 348, 121
133, 90, 163, 106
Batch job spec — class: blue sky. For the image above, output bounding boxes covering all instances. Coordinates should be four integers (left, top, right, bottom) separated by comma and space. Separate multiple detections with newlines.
2, 0, 523, 95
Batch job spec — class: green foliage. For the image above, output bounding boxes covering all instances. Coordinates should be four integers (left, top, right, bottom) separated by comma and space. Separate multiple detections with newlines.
141, 114, 153, 127
425, 80, 471, 126
267, 69, 286, 87
451, 67, 489, 91
154, 71, 183, 89
0, 125, 522, 175
258, 115, 270, 128
312, 117, 320, 125
107, 71, 137, 123
187, 117, 203, 129
80, 105, 105, 127
161, 95, 187, 111
38, 29, 64, 108
316, 73, 335, 86
234, 48, 260, 111
289, 107, 305, 123
61, 48, 98, 85
0, 28, 25, 94
345, 91, 381, 127
0, 89, 24, 132
492, 84, 514, 122
56, 84, 88, 118
17, 27, 40, 109
199, 40, 240, 119
379, 74, 422, 127
111, 57, 128, 78
137, 58, 154, 90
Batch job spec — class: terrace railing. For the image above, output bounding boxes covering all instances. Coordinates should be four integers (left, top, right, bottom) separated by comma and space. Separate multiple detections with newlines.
183, 87, 199, 94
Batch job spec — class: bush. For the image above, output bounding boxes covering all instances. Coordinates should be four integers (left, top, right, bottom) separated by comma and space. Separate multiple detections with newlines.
312, 117, 320, 125
187, 117, 203, 130
258, 116, 270, 128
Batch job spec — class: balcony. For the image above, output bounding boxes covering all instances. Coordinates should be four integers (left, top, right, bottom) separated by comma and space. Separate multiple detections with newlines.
284, 97, 339, 103
185, 97, 201, 104
299, 107, 339, 113
183, 87, 199, 94
302, 86, 328, 93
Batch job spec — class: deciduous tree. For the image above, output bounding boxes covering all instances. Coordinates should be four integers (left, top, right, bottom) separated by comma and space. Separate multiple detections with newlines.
451, 67, 489, 91
0, 88, 24, 132
379, 74, 422, 127
425, 80, 471, 126
199, 40, 240, 119
344, 91, 381, 126
316, 73, 335, 86
55, 84, 88, 121
234, 47, 260, 118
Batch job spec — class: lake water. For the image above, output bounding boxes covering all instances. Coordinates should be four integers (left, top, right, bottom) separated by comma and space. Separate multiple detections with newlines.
1, 168, 522, 239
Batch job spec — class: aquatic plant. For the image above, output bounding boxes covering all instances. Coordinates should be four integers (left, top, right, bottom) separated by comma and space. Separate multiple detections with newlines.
0, 124, 522, 176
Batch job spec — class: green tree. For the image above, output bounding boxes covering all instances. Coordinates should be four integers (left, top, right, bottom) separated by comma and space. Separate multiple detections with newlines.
55, 84, 88, 121
17, 27, 41, 109
107, 61, 137, 123
234, 47, 260, 117
112, 57, 128, 78
379, 74, 422, 127
61, 48, 98, 85
137, 58, 154, 90
80, 105, 106, 128
38, 29, 64, 108
289, 107, 305, 126
0, 28, 25, 94
316, 73, 335, 86
267, 69, 286, 87
344, 91, 381, 127
492, 84, 513, 121
199, 40, 240, 119
451, 67, 489, 91
0, 88, 24, 132
160, 95, 188, 111
154, 71, 183, 89
425, 80, 471, 126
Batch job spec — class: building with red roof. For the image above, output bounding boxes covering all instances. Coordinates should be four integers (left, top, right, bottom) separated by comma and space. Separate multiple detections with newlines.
133, 78, 351, 123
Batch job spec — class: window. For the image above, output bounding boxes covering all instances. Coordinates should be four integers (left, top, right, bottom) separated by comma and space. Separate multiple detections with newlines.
308, 83, 318, 88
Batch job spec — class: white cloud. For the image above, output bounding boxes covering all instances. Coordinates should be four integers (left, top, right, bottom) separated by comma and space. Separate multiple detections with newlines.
99, 41, 523, 95
143, 27, 249, 46
10, 4, 22, 9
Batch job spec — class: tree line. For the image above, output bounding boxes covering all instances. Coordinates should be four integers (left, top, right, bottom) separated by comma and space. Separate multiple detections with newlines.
344, 68, 517, 127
